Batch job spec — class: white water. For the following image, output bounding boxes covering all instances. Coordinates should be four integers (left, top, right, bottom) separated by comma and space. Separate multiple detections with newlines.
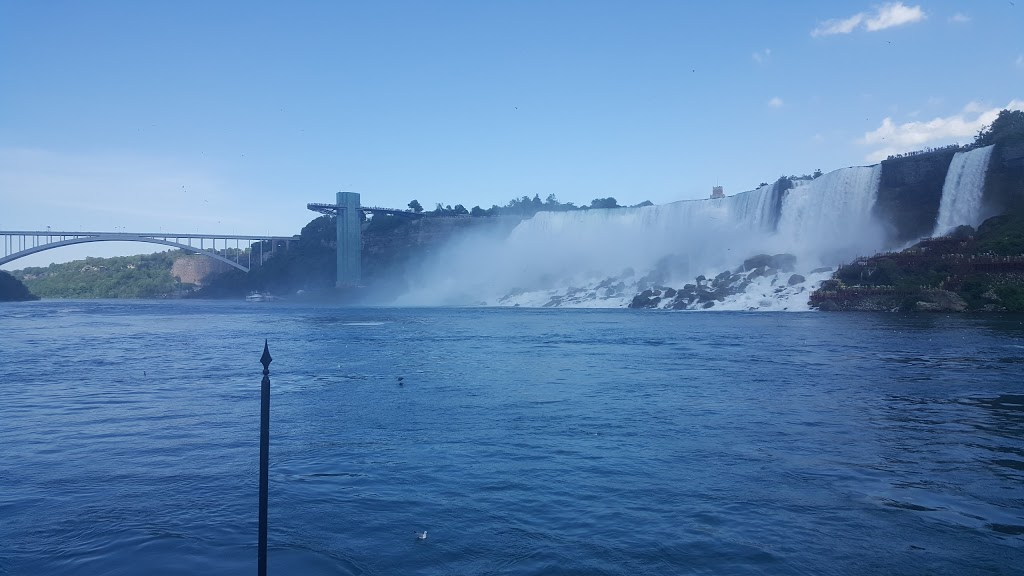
398, 166, 888, 309
776, 165, 883, 268
933, 145, 994, 237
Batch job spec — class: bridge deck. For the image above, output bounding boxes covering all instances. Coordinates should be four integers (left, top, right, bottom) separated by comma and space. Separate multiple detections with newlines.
0, 231, 296, 240
1, 230, 297, 272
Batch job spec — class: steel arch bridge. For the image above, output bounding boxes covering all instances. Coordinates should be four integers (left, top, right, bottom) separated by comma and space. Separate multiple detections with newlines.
0, 230, 297, 272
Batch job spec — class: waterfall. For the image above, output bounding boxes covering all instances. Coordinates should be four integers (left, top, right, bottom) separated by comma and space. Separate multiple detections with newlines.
775, 165, 883, 268
398, 167, 887, 308
933, 145, 994, 237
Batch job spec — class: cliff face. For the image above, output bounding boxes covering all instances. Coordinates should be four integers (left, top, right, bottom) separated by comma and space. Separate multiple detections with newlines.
873, 149, 957, 246
983, 141, 1024, 217
361, 216, 520, 282
170, 255, 234, 285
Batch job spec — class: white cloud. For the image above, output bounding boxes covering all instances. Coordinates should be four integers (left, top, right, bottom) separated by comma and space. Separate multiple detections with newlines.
864, 3, 926, 31
768, 97, 784, 108
811, 13, 864, 37
949, 12, 970, 24
858, 99, 1024, 162
812, 2, 925, 37
752, 48, 772, 64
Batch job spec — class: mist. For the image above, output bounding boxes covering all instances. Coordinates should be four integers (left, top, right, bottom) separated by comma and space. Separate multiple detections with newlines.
394, 164, 890, 308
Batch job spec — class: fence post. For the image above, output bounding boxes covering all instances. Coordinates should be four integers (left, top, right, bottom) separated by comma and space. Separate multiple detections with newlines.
258, 341, 272, 576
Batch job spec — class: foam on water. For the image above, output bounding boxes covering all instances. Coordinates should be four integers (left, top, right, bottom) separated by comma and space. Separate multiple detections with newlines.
933, 145, 995, 237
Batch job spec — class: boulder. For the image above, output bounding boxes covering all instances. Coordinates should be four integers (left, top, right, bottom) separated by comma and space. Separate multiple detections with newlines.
931, 290, 968, 312
742, 253, 797, 273
629, 291, 662, 309
787, 274, 806, 286
817, 300, 840, 311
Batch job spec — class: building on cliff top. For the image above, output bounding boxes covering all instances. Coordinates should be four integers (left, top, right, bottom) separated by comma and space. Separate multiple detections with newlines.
710, 186, 724, 199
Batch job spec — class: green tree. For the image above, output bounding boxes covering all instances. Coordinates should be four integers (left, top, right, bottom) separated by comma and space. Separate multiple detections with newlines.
975, 109, 1024, 147
453, 204, 469, 216
590, 197, 619, 209
300, 215, 336, 246
470, 205, 487, 217
408, 199, 424, 213
0, 270, 39, 301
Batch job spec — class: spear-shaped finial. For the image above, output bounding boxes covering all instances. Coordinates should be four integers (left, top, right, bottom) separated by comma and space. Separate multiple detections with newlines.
260, 340, 272, 375
257, 339, 272, 576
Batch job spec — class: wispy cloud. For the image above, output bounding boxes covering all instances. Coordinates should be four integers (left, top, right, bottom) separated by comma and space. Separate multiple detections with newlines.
811, 13, 864, 37
812, 2, 925, 37
858, 100, 1024, 162
1017, 54, 1024, 69
752, 48, 772, 64
948, 12, 970, 24
864, 2, 926, 31
768, 97, 784, 108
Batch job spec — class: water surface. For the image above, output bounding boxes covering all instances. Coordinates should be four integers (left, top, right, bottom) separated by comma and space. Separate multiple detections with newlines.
1, 301, 1023, 574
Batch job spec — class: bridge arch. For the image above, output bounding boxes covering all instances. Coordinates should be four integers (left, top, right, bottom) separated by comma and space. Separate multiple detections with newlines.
0, 235, 250, 272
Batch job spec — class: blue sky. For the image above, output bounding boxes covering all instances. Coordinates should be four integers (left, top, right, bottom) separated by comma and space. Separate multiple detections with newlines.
1, 0, 1022, 267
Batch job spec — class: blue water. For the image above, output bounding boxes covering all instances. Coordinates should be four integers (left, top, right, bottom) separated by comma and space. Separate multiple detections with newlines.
1, 301, 1023, 575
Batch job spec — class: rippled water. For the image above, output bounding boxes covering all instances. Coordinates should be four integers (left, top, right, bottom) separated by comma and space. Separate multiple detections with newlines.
1, 300, 1023, 575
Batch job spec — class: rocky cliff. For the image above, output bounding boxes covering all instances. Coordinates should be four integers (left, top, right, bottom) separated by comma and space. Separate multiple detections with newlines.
170, 255, 234, 285
873, 149, 958, 246
810, 214, 1024, 312
361, 215, 520, 282
983, 141, 1024, 217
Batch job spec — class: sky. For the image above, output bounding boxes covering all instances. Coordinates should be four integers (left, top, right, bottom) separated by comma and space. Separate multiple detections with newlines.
1, 0, 1022, 268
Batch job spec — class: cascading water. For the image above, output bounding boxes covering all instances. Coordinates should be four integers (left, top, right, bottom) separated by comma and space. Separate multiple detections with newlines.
775, 165, 883, 268
398, 167, 887, 309
933, 145, 994, 237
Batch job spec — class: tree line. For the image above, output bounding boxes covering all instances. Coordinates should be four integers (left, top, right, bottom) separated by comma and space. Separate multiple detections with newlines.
406, 194, 653, 218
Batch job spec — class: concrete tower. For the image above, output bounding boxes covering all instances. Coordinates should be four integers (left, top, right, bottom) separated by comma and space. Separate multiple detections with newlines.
336, 191, 361, 286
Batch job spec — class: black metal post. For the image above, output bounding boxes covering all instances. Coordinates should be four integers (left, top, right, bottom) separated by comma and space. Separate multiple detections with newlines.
258, 341, 272, 576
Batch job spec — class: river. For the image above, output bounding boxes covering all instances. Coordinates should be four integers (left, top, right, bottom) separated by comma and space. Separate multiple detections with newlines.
1, 300, 1023, 574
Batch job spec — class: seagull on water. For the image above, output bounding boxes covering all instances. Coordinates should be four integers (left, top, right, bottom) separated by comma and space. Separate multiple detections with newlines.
398, 376, 405, 386
416, 530, 427, 541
